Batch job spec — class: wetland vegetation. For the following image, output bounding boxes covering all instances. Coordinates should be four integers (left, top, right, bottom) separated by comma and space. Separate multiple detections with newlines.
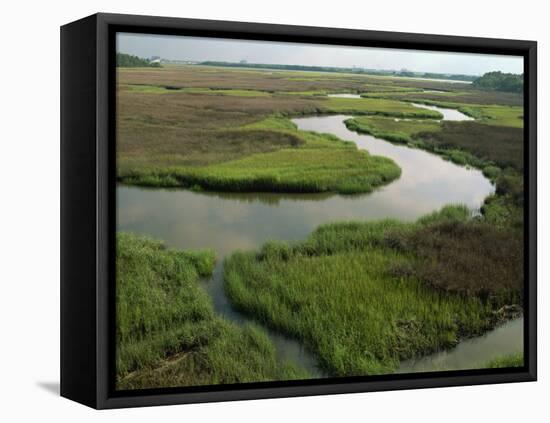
119, 115, 402, 194
486, 352, 524, 368
116, 233, 307, 390
115, 45, 525, 389
224, 205, 523, 376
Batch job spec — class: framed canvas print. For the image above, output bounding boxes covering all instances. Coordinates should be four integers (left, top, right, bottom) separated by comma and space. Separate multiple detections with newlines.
60, 13, 537, 409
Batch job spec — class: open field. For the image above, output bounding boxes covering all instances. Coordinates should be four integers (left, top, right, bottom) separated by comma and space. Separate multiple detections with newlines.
224, 206, 523, 376
116, 233, 307, 389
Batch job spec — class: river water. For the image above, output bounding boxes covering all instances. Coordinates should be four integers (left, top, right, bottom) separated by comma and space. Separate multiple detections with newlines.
117, 105, 522, 377
411, 102, 475, 121
328, 93, 362, 98
397, 318, 524, 373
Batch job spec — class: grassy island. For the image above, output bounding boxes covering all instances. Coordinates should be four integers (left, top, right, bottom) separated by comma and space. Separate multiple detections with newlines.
116, 233, 307, 390
118, 116, 401, 194
224, 205, 523, 376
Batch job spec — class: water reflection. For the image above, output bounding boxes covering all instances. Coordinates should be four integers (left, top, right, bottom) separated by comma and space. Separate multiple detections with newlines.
411, 102, 474, 121
327, 93, 362, 98
397, 318, 524, 373
120, 115, 493, 258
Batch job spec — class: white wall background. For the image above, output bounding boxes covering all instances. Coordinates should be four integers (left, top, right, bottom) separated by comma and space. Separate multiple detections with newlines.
1, 0, 547, 420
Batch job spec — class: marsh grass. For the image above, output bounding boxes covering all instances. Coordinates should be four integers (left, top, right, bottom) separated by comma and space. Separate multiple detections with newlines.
116, 65, 526, 382
359, 89, 523, 107
320, 97, 443, 119
384, 219, 523, 306
118, 65, 475, 94
485, 352, 524, 368
345, 116, 441, 144
123, 84, 272, 96
116, 67, 449, 194
116, 233, 307, 390
118, 116, 402, 194
402, 99, 523, 128
345, 116, 525, 227
119, 147, 401, 194
224, 206, 521, 377
415, 121, 524, 170
358, 93, 523, 127
345, 117, 523, 171
414, 122, 524, 229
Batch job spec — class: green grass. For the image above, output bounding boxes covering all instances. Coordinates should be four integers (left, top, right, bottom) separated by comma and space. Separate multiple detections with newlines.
224, 206, 522, 377
120, 147, 401, 194
357, 92, 523, 127
398, 99, 523, 128
481, 169, 524, 229
347, 116, 441, 136
345, 116, 441, 144
118, 116, 402, 194
276, 90, 329, 96
319, 97, 443, 119
460, 104, 524, 128
123, 84, 271, 96
116, 232, 307, 390
240, 116, 301, 131
360, 89, 523, 107
485, 352, 524, 368
361, 84, 422, 93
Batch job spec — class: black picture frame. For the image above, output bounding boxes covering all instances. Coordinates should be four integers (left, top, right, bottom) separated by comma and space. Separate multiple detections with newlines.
60, 12, 537, 409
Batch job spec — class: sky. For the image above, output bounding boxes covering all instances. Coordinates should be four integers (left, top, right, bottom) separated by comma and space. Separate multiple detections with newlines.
117, 32, 523, 76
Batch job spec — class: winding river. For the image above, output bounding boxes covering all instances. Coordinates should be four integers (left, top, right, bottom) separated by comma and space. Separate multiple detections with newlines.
117, 104, 522, 377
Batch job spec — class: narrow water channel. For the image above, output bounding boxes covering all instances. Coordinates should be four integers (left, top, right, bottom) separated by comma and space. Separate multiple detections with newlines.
411, 102, 474, 121
117, 110, 520, 378
327, 93, 362, 98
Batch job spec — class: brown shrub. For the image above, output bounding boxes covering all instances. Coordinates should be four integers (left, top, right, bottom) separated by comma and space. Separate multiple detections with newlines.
385, 220, 523, 306
416, 121, 524, 170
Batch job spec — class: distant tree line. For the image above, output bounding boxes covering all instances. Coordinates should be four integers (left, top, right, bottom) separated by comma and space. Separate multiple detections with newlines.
116, 52, 161, 68
472, 71, 523, 93
199, 61, 477, 82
